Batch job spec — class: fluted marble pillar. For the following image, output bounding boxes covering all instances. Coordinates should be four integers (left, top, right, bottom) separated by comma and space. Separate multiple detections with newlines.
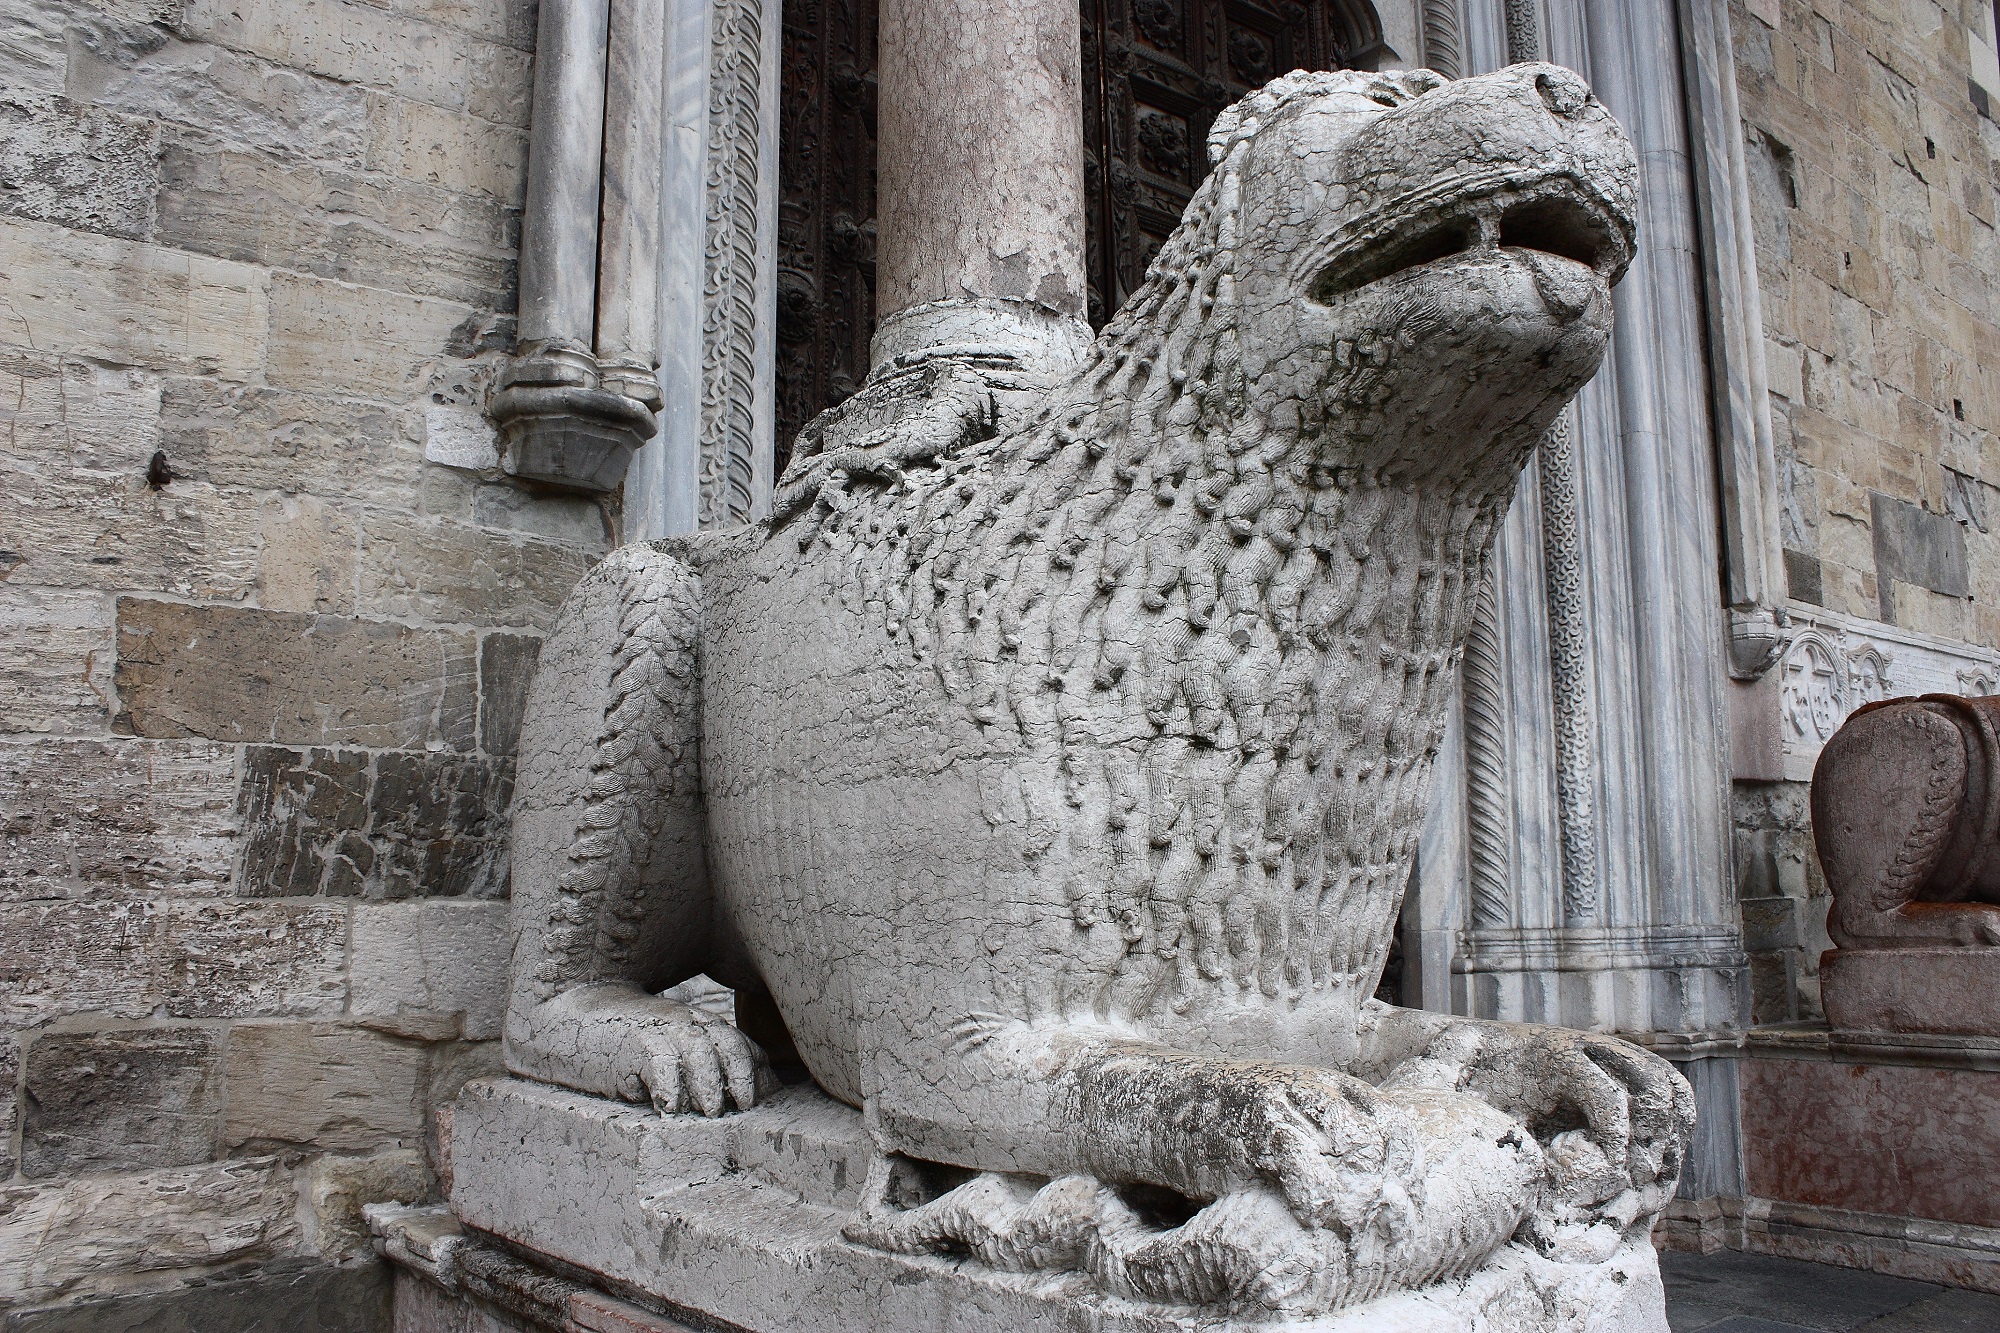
872, 0, 1093, 375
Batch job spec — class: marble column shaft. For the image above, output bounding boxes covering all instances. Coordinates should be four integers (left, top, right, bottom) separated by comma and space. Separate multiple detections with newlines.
872, 0, 1090, 367
519, 0, 612, 351
596, 0, 667, 405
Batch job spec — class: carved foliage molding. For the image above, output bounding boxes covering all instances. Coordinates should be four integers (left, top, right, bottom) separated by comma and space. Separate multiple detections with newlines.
702, 0, 770, 528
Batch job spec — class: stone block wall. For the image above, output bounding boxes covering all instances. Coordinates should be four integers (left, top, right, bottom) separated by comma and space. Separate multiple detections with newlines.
0, 1, 600, 1323
1729, 0, 2000, 1023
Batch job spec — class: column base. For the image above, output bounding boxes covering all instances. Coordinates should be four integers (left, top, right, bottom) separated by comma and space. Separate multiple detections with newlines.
869, 296, 1093, 382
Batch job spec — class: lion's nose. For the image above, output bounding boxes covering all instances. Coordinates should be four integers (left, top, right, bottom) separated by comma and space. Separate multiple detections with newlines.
1534, 67, 1591, 117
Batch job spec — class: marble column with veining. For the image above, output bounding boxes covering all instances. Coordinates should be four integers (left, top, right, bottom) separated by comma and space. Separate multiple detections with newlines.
871, 0, 1092, 374
518, 0, 612, 357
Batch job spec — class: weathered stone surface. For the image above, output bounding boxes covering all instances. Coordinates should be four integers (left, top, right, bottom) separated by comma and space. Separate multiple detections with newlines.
2, 1260, 393, 1333
358, 512, 592, 630
20, 1026, 226, 1178
301, 1147, 434, 1258
470, 485, 609, 548
237, 746, 511, 900
265, 271, 480, 400
1872, 491, 1971, 621
0, 899, 349, 1024
1821, 948, 2000, 1037
364, 93, 527, 207
0, 587, 115, 737
351, 902, 508, 1040
0, 0, 68, 98
0, 1157, 306, 1308
114, 600, 477, 751
257, 494, 359, 615
157, 899, 349, 1018
0, 94, 159, 241
222, 1021, 429, 1153
476, 633, 540, 756
156, 140, 517, 310
156, 378, 426, 503
0, 902, 160, 1023
70, 21, 370, 164
0, 349, 163, 474
0, 463, 261, 600
0, 1031, 19, 1179
495, 65, 1678, 1323
178, 0, 533, 126
1742, 1054, 2000, 1231
0, 217, 267, 379
0, 739, 238, 899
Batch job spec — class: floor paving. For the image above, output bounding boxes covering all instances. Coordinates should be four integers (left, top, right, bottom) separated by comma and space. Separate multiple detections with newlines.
1663, 1250, 2000, 1332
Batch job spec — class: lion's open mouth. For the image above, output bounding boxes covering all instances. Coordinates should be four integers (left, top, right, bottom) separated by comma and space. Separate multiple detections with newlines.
1310, 178, 1627, 302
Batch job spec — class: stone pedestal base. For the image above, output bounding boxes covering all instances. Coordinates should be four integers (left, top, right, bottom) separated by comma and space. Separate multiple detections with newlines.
437, 1077, 1669, 1332
1821, 948, 2000, 1037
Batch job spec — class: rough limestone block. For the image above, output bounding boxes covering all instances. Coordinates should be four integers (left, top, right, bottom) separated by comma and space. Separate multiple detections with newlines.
476, 633, 542, 757
357, 512, 592, 630
75, 23, 373, 167
20, 1026, 226, 1178
0, 93, 159, 241
0, 464, 262, 600
158, 900, 349, 1018
0, 1157, 305, 1308
177, 0, 533, 126
156, 143, 517, 311
302, 1148, 436, 1259
0, 217, 267, 379
264, 270, 480, 400
114, 600, 478, 751
425, 406, 502, 471
0, 1031, 18, 1179
0, 349, 163, 472
0, 0, 68, 97
237, 746, 512, 900
363, 94, 528, 207
0, 738, 240, 899
257, 495, 359, 616
351, 902, 509, 1039
3, 1259, 394, 1333
471, 485, 610, 548
0, 586, 115, 736
0, 901, 162, 1024
223, 1021, 430, 1153
156, 378, 426, 503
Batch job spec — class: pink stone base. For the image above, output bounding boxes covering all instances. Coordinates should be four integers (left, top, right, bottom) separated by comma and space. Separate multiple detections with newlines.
1740, 1053, 2000, 1230
1820, 948, 2000, 1036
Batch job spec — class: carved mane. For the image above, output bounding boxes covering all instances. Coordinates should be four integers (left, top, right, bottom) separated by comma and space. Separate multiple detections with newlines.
781, 71, 1519, 1022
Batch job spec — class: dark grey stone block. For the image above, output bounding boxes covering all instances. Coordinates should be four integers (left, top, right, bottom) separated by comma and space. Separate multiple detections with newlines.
20, 1027, 225, 1178
2, 1259, 391, 1333
479, 633, 543, 757
238, 747, 512, 900
1871, 492, 1970, 623
1660, 1250, 1941, 1332
1782, 549, 1822, 606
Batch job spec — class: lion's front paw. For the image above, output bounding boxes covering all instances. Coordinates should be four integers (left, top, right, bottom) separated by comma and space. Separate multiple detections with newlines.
1461, 1023, 1693, 1217
506, 983, 773, 1116
1074, 1048, 1419, 1242
628, 1016, 767, 1117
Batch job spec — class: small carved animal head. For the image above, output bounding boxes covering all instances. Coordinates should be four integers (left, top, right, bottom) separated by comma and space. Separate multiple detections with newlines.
1093, 64, 1638, 490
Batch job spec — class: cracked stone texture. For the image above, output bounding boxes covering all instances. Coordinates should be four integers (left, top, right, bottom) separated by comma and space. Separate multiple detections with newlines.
499, 66, 1685, 1323
20, 1026, 226, 1178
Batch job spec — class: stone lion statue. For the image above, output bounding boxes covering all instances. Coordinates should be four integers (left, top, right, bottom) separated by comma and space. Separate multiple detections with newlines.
502, 63, 1692, 1316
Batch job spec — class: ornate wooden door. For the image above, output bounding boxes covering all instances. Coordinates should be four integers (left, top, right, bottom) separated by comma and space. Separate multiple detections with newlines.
775, 0, 1377, 463
1080, 0, 1378, 323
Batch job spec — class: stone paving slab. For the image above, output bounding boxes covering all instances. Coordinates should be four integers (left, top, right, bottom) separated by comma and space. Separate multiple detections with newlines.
1663, 1250, 2000, 1332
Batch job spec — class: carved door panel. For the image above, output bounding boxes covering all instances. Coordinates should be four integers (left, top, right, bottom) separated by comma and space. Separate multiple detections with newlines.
776, 1, 1374, 461
1081, 1, 1374, 323
776, 0, 878, 473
